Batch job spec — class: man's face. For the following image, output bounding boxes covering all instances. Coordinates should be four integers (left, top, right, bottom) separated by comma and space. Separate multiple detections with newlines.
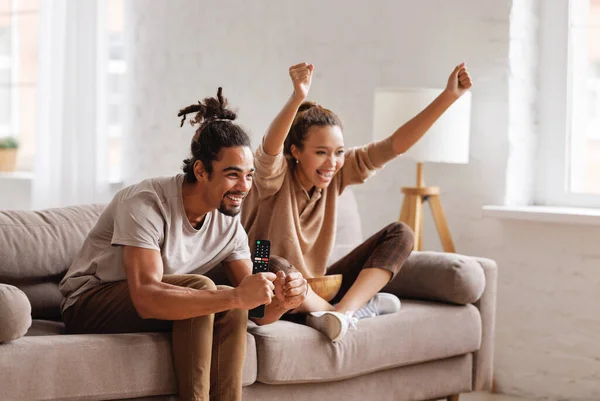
205, 146, 255, 217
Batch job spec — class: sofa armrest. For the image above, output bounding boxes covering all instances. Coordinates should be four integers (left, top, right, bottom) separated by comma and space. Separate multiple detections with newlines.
382, 251, 486, 305
471, 257, 497, 391
0, 284, 32, 343
382, 252, 497, 391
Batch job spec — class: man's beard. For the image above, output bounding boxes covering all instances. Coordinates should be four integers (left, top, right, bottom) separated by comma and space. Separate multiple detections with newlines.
218, 200, 240, 217
217, 191, 245, 217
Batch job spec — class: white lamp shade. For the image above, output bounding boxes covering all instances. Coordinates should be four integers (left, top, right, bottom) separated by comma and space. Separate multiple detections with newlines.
373, 88, 472, 164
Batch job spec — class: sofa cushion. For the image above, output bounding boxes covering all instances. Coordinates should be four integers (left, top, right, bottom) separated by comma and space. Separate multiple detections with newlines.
24, 319, 66, 336
249, 300, 481, 384
328, 188, 363, 265
0, 284, 32, 343
384, 251, 486, 305
0, 205, 105, 320
244, 354, 473, 401
14, 280, 64, 320
0, 204, 105, 281
0, 320, 258, 401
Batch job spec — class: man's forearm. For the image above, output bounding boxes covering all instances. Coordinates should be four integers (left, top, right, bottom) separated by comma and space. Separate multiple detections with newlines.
135, 282, 240, 320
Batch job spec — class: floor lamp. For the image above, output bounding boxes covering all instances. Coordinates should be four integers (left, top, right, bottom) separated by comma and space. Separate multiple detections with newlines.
373, 88, 472, 253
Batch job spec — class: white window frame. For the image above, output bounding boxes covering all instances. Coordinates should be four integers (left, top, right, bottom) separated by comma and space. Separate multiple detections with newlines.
537, 0, 600, 208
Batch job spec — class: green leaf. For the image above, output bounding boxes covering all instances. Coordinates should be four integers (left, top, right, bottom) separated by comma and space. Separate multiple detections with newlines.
0, 136, 19, 149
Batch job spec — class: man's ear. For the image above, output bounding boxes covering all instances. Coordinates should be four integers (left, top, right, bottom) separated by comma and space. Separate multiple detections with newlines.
193, 160, 209, 182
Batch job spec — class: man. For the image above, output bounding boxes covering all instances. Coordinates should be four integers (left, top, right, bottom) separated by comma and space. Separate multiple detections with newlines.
59, 88, 308, 401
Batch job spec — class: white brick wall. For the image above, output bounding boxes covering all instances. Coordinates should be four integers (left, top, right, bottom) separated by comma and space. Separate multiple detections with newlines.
125, 1, 600, 399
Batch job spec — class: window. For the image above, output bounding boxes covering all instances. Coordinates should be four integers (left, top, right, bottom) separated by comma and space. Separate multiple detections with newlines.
0, 0, 40, 170
107, 0, 126, 183
538, 0, 600, 207
0, 0, 125, 181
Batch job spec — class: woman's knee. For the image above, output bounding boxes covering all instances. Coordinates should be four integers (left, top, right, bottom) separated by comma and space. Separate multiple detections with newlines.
385, 222, 415, 247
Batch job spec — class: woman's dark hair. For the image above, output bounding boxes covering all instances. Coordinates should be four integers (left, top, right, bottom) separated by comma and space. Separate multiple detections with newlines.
178, 87, 251, 183
283, 101, 343, 157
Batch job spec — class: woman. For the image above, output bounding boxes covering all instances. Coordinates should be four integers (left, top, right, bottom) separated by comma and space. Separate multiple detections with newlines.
241, 62, 472, 341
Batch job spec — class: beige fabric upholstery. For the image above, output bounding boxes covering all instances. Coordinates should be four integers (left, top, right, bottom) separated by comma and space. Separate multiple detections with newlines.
384, 251, 486, 305
15, 281, 64, 320
250, 300, 481, 384
1, 331, 176, 401
472, 257, 498, 391
24, 319, 65, 336
0, 284, 31, 343
327, 189, 363, 265
0, 205, 105, 321
0, 205, 105, 280
244, 354, 472, 401
0, 321, 258, 401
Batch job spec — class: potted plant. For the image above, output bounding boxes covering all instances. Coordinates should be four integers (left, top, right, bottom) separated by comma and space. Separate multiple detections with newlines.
0, 136, 19, 172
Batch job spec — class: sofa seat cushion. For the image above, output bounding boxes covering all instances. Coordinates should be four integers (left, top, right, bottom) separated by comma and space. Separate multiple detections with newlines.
249, 300, 482, 384
25, 319, 66, 336
1, 321, 258, 401
0, 284, 32, 343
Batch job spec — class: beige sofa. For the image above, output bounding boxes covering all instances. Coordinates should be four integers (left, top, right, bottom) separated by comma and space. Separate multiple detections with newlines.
0, 190, 497, 401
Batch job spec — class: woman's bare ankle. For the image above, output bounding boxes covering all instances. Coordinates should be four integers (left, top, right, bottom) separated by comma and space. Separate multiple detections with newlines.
291, 295, 335, 314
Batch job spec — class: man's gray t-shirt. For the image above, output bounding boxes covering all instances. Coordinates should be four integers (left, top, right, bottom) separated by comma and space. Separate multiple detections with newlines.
59, 174, 251, 313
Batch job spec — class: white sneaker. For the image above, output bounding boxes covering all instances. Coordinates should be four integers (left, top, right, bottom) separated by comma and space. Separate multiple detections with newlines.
352, 293, 401, 320
306, 311, 358, 342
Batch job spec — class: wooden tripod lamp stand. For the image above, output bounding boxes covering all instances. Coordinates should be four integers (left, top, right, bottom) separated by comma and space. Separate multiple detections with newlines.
373, 88, 472, 253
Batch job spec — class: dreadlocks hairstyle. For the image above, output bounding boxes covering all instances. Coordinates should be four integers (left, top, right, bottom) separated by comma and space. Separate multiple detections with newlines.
283, 101, 343, 159
178, 87, 251, 183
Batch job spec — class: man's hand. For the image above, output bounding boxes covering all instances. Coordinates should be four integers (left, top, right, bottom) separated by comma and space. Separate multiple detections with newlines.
289, 62, 314, 101
234, 272, 276, 310
444, 62, 472, 99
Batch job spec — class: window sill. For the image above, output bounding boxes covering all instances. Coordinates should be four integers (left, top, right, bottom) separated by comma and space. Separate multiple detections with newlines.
483, 205, 600, 226
0, 172, 123, 187
0, 171, 34, 180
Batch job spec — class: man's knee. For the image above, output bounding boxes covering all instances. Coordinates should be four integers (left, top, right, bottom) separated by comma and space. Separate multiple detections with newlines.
216, 284, 233, 291
224, 306, 248, 322
214, 288, 248, 322
269, 255, 298, 274
163, 274, 217, 291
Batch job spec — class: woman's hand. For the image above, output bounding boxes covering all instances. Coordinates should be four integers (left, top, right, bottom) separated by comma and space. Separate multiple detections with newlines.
262, 63, 314, 156
282, 271, 308, 311
444, 62, 472, 99
289, 62, 314, 101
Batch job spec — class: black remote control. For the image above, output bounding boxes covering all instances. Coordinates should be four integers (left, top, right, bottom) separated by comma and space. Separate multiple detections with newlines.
249, 240, 271, 319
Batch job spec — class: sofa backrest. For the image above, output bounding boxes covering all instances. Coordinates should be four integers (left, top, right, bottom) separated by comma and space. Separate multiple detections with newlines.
0, 205, 105, 320
329, 188, 363, 264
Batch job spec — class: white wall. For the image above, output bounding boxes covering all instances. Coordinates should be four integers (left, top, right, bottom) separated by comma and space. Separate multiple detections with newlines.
125, 1, 600, 400
123, 0, 508, 187
0, 173, 32, 210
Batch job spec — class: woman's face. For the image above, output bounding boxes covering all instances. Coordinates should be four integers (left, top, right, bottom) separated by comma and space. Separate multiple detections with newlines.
291, 125, 345, 191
